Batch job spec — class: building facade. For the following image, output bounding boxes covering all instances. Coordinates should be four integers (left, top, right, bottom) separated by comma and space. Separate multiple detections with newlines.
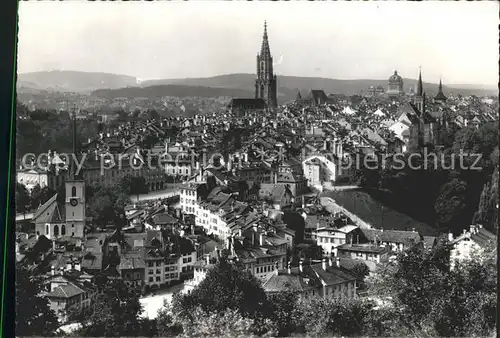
387, 70, 404, 97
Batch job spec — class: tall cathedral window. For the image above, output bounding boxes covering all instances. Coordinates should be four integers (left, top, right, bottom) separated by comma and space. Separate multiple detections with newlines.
46, 225, 49, 235
53, 225, 59, 237
61, 225, 66, 236
72, 186, 77, 197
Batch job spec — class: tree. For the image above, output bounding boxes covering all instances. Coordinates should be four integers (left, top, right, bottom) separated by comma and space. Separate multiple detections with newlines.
87, 184, 130, 228
77, 277, 144, 337
472, 167, 499, 231
118, 175, 148, 201
16, 182, 30, 215
371, 241, 497, 337
268, 291, 299, 336
351, 262, 370, 282
176, 307, 268, 338
16, 265, 59, 336
171, 258, 271, 320
30, 185, 56, 210
434, 178, 467, 233
282, 210, 305, 243
295, 297, 371, 336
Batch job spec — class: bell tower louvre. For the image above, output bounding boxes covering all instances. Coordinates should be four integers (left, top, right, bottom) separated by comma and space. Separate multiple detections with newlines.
255, 21, 278, 108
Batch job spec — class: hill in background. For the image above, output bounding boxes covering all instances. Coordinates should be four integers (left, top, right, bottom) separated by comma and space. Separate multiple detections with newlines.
18, 70, 138, 92
91, 84, 254, 100
17, 71, 497, 100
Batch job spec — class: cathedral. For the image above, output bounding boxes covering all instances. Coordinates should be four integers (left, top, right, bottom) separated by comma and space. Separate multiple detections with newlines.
255, 21, 278, 108
228, 21, 278, 115
398, 69, 450, 152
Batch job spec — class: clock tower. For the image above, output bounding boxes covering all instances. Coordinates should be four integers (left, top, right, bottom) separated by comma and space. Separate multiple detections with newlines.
65, 180, 86, 238
65, 108, 86, 238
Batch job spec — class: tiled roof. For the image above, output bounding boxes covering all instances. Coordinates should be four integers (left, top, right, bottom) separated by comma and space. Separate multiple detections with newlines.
337, 243, 388, 254
361, 228, 422, 245
262, 271, 311, 293
46, 283, 84, 299
152, 213, 177, 225
309, 263, 357, 286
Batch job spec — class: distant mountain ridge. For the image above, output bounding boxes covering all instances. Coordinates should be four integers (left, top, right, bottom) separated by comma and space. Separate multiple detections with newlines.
92, 85, 254, 100
18, 70, 138, 92
17, 71, 497, 99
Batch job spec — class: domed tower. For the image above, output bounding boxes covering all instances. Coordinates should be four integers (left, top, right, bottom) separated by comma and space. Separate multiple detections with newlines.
387, 70, 404, 98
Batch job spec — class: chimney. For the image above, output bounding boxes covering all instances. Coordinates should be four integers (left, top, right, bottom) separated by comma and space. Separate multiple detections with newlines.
66, 262, 72, 271
205, 254, 210, 265
244, 152, 248, 163
322, 258, 327, 270
329, 256, 333, 267
287, 261, 291, 274
238, 229, 242, 237
191, 224, 195, 235
259, 233, 265, 246
74, 263, 81, 271
380, 227, 384, 232
299, 259, 303, 273
336, 257, 340, 267
448, 232, 453, 242
469, 225, 476, 234
412, 228, 416, 233
51, 266, 55, 276
52, 240, 56, 251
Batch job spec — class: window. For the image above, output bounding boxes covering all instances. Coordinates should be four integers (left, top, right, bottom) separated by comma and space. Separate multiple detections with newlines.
156, 276, 160, 282
53, 225, 59, 237
149, 277, 153, 282
46, 225, 49, 235
148, 261, 154, 267
72, 186, 77, 197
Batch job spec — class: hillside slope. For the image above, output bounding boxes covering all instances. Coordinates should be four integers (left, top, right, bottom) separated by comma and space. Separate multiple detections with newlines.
91, 84, 255, 100
18, 70, 138, 92
17, 71, 496, 98
141, 73, 497, 97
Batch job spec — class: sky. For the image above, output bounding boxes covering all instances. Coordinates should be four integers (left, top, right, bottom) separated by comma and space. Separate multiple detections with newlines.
18, 1, 498, 86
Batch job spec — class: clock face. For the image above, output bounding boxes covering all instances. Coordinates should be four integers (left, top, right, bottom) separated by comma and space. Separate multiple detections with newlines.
70, 199, 78, 207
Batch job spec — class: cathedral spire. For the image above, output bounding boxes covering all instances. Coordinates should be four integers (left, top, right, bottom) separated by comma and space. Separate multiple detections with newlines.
417, 67, 423, 97
261, 21, 271, 57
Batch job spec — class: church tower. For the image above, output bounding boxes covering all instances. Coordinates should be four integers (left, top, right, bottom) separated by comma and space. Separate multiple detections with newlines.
414, 68, 425, 113
434, 78, 447, 103
65, 108, 86, 238
255, 21, 278, 108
